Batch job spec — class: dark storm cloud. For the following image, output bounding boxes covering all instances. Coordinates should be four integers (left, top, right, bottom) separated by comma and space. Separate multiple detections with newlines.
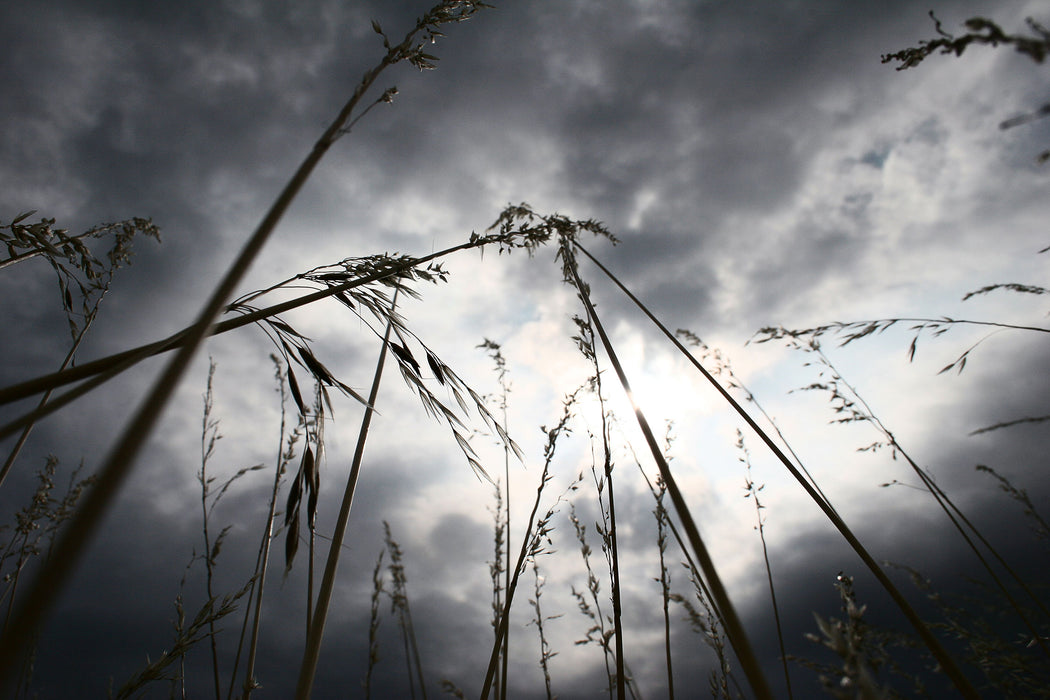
3, 1, 1049, 698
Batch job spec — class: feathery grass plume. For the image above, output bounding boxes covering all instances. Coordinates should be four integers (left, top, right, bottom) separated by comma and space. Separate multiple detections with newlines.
569, 502, 615, 700
198, 360, 226, 700
487, 481, 507, 700
975, 465, 1050, 543
0, 212, 159, 277
0, 457, 95, 695
653, 424, 675, 700
186, 362, 267, 699
384, 521, 428, 700
480, 387, 584, 700
668, 572, 740, 700
737, 429, 793, 699
888, 562, 1050, 696
881, 12, 1050, 162
365, 550, 385, 700
653, 475, 675, 699
112, 580, 254, 700
751, 316, 1050, 376
0, 215, 160, 490
882, 12, 1050, 69
801, 574, 897, 700
0, 5, 495, 674
0, 207, 573, 414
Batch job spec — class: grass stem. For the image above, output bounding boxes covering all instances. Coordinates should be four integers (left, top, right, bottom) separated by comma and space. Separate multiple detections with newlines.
294, 289, 397, 699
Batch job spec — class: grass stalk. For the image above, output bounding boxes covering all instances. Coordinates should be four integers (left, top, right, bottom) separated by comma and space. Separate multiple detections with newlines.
563, 243, 774, 700
571, 311, 627, 698
737, 430, 793, 699
572, 241, 981, 699
569, 503, 615, 700
227, 359, 300, 699
294, 288, 397, 699
478, 339, 513, 699
652, 430, 675, 699
199, 360, 224, 700
385, 522, 428, 700
527, 559, 557, 700
365, 549, 385, 699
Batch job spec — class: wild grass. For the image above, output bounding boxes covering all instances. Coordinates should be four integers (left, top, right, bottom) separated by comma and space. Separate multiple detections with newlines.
0, 4, 1048, 699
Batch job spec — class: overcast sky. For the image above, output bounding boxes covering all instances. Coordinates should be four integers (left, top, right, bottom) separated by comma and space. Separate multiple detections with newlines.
1, 1, 1049, 698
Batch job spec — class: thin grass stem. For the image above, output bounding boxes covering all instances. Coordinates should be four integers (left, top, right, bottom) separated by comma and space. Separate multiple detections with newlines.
295, 288, 398, 699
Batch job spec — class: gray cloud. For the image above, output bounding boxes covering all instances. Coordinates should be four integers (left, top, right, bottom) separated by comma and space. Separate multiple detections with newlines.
2, 1, 1049, 697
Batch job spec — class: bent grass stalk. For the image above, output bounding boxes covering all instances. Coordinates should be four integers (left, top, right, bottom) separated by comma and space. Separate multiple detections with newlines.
737, 430, 794, 699
571, 241, 981, 699
0, 223, 558, 414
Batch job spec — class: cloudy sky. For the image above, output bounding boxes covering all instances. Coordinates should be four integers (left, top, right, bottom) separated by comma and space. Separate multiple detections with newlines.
1, 0, 1049, 697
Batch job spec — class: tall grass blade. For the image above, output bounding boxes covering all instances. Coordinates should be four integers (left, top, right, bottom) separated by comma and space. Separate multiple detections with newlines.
295, 288, 398, 699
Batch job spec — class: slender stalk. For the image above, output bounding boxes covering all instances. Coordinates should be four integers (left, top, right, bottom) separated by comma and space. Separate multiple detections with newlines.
738, 431, 793, 699
479, 339, 512, 700
385, 523, 428, 700
365, 549, 384, 699
652, 470, 674, 700
577, 312, 626, 699
295, 289, 397, 699
199, 361, 223, 700
572, 242, 981, 699
562, 245, 774, 700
